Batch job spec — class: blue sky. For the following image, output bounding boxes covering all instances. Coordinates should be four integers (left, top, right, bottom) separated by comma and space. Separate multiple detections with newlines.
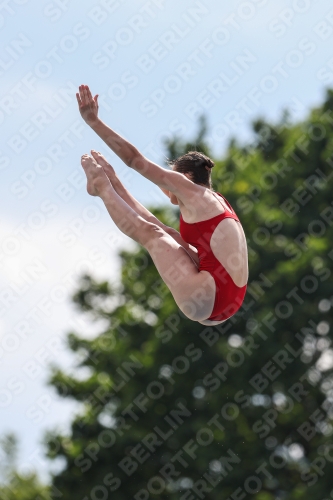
0, 0, 332, 477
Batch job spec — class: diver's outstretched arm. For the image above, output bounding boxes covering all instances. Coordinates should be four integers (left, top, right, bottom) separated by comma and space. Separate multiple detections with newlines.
76, 85, 202, 203
76, 85, 139, 167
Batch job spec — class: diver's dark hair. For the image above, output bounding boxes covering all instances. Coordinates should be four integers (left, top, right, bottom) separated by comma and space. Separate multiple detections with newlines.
169, 151, 214, 188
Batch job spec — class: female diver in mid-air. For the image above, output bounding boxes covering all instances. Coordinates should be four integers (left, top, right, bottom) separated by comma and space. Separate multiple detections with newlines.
76, 85, 248, 326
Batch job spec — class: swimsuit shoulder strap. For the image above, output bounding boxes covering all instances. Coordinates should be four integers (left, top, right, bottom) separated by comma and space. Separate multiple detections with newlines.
214, 192, 240, 221
213, 192, 234, 213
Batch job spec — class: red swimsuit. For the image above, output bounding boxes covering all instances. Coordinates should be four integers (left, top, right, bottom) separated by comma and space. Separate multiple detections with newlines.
179, 192, 247, 322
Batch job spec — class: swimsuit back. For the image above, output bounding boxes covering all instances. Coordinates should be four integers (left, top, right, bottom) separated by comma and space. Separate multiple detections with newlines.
179, 192, 240, 266
179, 192, 247, 321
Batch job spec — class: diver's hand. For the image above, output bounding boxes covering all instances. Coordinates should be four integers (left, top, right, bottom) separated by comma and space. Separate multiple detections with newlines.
76, 84, 99, 126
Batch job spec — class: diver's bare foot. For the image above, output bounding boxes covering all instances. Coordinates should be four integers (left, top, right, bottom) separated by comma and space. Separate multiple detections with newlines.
81, 154, 110, 196
91, 150, 116, 183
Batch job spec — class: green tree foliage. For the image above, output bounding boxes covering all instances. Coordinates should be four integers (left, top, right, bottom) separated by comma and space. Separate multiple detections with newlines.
45, 90, 333, 499
0, 434, 50, 500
